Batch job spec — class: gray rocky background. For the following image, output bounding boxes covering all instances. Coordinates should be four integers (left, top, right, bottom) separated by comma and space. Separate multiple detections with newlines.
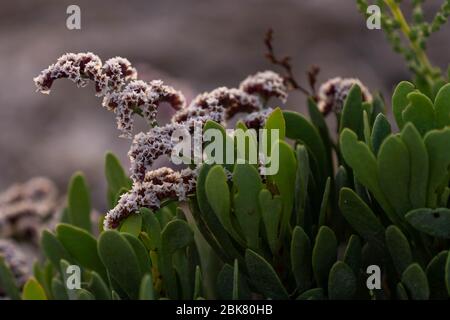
1, 0, 449, 211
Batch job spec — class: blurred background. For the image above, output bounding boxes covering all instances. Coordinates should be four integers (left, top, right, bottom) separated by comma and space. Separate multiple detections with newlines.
1, 0, 449, 211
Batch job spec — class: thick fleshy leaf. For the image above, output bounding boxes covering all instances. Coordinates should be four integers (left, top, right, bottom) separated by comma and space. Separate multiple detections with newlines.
295, 145, 309, 227
392, 81, 415, 129
122, 233, 152, 275
434, 83, 450, 128
41, 230, 74, 269
318, 177, 331, 227
98, 231, 142, 299
339, 188, 385, 250
0, 256, 21, 300
291, 226, 312, 293
105, 152, 132, 195
312, 226, 337, 289
88, 271, 111, 300
405, 208, 450, 238
141, 208, 161, 251
386, 225, 413, 275
120, 214, 142, 237
193, 164, 242, 264
56, 224, 106, 278
245, 249, 288, 299
339, 85, 364, 140
402, 92, 436, 135
259, 189, 282, 255
205, 165, 243, 245
271, 141, 297, 238
216, 263, 250, 300
284, 111, 328, 182
77, 289, 95, 300
160, 220, 194, 299
328, 261, 357, 300
343, 235, 362, 277
396, 283, 409, 300
426, 251, 449, 299
67, 173, 92, 232
377, 135, 411, 217
400, 124, 428, 208
371, 113, 391, 155
51, 278, 68, 300
401, 263, 430, 300
340, 129, 392, 219
22, 278, 47, 300
424, 128, 450, 207
264, 107, 285, 140
297, 288, 325, 300
307, 98, 332, 165
139, 274, 155, 300
232, 164, 263, 250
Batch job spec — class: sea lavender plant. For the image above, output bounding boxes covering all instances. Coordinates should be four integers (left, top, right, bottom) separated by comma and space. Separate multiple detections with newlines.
0, 1, 449, 301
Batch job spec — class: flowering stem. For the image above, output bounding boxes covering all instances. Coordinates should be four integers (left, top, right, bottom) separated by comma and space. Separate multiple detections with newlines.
384, 0, 436, 85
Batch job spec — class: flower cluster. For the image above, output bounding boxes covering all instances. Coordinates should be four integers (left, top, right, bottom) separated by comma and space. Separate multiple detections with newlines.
35, 52, 289, 230
34, 53, 185, 138
104, 167, 197, 229
104, 70, 287, 229
317, 77, 372, 115
0, 177, 60, 243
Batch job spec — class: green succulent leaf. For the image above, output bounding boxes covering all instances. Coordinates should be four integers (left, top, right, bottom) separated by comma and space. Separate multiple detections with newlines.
294, 145, 310, 227
340, 129, 393, 220
318, 177, 331, 228
139, 274, 155, 300
339, 188, 385, 250
121, 233, 152, 275
56, 224, 106, 278
245, 249, 288, 300
88, 271, 111, 300
205, 165, 244, 245
377, 135, 411, 217
424, 128, 450, 207
312, 226, 337, 289
0, 255, 21, 300
328, 261, 357, 300
297, 288, 325, 300
433, 83, 450, 128
339, 85, 364, 140
119, 214, 143, 237
51, 278, 68, 300
67, 172, 92, 233
343, 235, 362, 277
41, 229, 74, 269
426, 251, 449, 299
402, 91, 436, 136
270, 140, 297, 238
259, 189, 282, 255
105, 152, 132, 195
21, 278, 47, 300
98, 231, 142, 299
401, 263, 430, 300
232, 164, 263, 250
371, 113, 391, 155
77, 289, 95, 300
264, 107, 286, 140
392, 81, 415, 129
141, 208, 161, 251
405, 208, 450, 238
386, 225, 413, 275
400, 124, 428, 208
291, 226, 312, 293
284, 111, 328, 183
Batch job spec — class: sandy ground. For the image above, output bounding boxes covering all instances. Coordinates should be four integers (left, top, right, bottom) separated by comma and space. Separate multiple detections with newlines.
1, 0, 449, 211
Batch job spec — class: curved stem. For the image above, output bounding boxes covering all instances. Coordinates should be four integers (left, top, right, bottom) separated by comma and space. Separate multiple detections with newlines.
384, 0, 436, 84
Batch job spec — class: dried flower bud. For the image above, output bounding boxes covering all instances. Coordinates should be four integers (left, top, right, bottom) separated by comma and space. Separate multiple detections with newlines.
0, 240, 29, 295
242, 108, 274, 130
34, 53, 188, 138
239, 71, 288, 102
0, 177, 59, 242
317, 77, 372, 115
104, 167, 197, 229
